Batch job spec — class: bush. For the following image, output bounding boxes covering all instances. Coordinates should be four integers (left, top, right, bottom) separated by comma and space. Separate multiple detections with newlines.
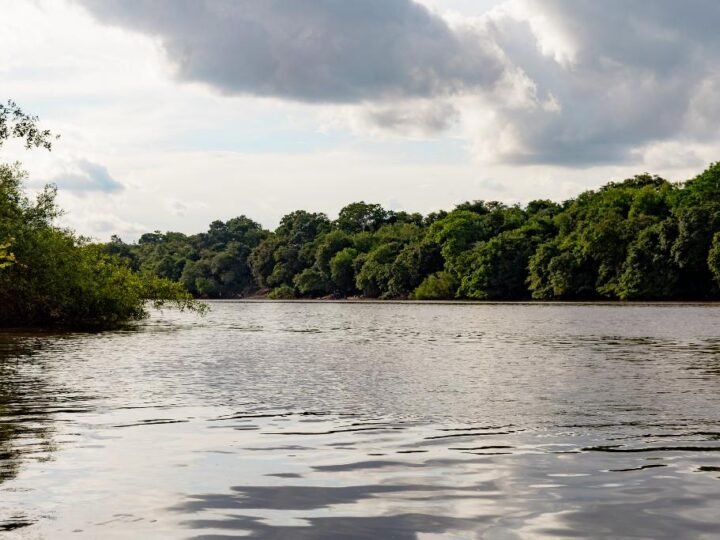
412, 272, 457, 300
0, 164, 205, 329
293, 267, 330, 297
268, 284, 296, 299
329, 247, 358, 295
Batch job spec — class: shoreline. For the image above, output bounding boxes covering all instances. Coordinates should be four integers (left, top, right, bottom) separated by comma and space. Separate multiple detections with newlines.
204, 298, 720, 306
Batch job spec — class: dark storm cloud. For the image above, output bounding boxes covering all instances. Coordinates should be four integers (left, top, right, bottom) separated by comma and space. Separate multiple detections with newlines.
77, 0, 505, 103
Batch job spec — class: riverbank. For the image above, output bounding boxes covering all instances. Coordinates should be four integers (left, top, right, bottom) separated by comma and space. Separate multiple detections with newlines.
205, 297, 720, 306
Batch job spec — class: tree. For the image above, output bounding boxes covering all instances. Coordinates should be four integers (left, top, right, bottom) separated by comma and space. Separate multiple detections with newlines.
0, 164, 204, 328
315, 230, 352, 274
0, 100, 57, 150
0, 240, 15, 269
102, 235, 140, 271
355, 243, 403, 298
0, 103, 204, 328
670, 204, 720, 297
617, 220, 679, 299
413, 272, 457, 300
460, 229, 537, 299
527, 176, 675, 299
336, 202, 388, 233
709, 233, 720, 287
387, 241, 443, 298
329, 248, 358, 296
268, 284, 296, 299
293, 268, 331, 297
107, 160, 720, 303
276, 210, 330, 245
249, 235, 280, 288
528, 241, 595, 299
428, 210, 485, 273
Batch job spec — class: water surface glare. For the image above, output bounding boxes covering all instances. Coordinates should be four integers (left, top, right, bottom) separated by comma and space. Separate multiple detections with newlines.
1, 302, 720, 538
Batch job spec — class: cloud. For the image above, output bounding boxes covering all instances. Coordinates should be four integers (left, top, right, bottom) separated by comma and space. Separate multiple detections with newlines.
166, 197, 208, 217
73, 0, 720, 167
76, 0, 506, 103
472, 0, 720, 165
360, 100, 460, 135
60, 211, 148, 241
48, 159, 124, 193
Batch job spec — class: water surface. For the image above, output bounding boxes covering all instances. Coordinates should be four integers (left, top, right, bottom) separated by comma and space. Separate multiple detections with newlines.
1, 302, 720, 538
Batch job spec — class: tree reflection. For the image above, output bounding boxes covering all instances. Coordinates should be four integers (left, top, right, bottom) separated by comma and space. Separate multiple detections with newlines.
0, 335, 57, 484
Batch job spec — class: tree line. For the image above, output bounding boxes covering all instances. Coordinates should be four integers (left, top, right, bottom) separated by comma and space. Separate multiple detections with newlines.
107, 163, 720, 301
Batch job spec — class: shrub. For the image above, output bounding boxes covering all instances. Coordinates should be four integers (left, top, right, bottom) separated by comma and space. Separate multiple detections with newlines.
412, 272, 457, 300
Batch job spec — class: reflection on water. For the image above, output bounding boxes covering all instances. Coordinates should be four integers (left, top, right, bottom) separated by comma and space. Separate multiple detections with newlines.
1, 302, 720, 538
0, 336, 55, 531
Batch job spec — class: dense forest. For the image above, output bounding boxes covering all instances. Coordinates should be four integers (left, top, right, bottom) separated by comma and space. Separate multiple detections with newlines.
108, 163, 720, 301
4, 101, 720, 320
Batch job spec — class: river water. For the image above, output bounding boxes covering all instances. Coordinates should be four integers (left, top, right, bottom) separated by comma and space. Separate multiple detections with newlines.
1, 302, 720, 538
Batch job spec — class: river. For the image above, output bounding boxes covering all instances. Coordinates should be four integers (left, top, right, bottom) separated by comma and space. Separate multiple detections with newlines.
1, 302, 720, 538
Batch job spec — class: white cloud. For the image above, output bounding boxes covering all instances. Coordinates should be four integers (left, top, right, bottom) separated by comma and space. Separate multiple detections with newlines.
43, 159, 124, 194
472, 0, 720, 164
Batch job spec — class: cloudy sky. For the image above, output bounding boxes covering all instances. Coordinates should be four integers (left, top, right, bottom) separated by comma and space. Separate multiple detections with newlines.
2, 0, 719, 240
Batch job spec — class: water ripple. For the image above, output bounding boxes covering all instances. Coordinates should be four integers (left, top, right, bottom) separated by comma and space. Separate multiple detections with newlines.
2, 302, 720, 538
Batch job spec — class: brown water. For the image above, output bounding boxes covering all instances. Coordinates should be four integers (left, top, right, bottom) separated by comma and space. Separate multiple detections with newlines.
1, 302, 720, 538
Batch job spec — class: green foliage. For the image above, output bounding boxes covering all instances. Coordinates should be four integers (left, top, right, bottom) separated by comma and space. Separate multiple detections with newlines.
114, 162, 720, 302
0, 100, 57, 150
0, 164, 204, 328
315, 230, 352, 274
709, 233, 720, 287
617, 220, 679, 299
329, 247, 358, 296
246, 211, 329, 292
276, 210, 331, 245
336, 202, 388, 233
120, 215, 267, 298
249, 235, 280, 288
293, 267, 331, 297
0, 240, 14, 269
460, 228, 540, 299
268, 284, 296, 299
678, 161, 720, 205
412, 272, 457, 300
355, 242, 401, 298
670, 204, 720, 297
527, 176, 678, 299
428, 210, 485, 267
